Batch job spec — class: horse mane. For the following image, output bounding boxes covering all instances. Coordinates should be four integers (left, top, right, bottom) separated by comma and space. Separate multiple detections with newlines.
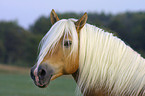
78, 24, 145, 95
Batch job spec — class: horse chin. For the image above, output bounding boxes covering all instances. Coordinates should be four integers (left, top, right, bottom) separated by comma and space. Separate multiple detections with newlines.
37, 83, 49, 88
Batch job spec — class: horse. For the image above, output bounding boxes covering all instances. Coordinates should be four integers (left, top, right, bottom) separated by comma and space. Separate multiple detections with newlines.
30, 9, 145, 96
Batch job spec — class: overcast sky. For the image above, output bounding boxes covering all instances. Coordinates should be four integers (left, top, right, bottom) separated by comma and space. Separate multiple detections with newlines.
0, 0, 145, 29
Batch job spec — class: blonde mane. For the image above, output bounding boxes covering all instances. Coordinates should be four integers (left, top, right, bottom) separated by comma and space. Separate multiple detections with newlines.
78, 24, 145, 95
36, 19, 145, 96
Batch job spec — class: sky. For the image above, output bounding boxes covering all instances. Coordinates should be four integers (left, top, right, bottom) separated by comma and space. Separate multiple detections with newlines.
0, 0, 145, 29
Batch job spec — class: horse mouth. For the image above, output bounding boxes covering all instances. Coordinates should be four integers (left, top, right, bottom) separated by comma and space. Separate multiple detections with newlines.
36, 82, 49, 88
34, 74, 53, 88
37, 83, 48, 88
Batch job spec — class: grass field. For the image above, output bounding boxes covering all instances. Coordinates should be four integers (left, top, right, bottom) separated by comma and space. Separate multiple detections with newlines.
0, 64, 77, 96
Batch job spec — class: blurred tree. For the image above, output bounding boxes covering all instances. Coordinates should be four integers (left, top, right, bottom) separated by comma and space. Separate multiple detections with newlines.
0, 21, 41, 66
108, 12, 145, 57
0, 40, 5, 63
29, 16, 51, 35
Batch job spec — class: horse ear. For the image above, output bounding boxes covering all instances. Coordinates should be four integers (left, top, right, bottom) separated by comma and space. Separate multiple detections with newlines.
75, 13, 88, 32
50, 9, 60, 25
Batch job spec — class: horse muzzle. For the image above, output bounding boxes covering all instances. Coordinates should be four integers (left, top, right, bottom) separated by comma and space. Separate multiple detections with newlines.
30, 63, 54, 88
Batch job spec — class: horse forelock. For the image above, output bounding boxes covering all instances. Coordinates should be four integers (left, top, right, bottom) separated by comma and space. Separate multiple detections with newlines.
36, 19, 78, 70
78, 24, 145, 96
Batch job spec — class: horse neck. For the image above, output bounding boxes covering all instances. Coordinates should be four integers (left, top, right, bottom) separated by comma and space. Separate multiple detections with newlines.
72, 70, 107, 96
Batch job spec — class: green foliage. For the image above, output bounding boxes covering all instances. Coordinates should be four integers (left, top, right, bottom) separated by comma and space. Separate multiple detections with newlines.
0, 40, 5, 62
0, 11, 145, 67
29, 16, 51, 35
0, 21, 42, 66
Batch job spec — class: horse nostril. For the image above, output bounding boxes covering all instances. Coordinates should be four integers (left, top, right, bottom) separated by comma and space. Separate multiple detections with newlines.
41, 69, 46, 77
38, 69, 46, 79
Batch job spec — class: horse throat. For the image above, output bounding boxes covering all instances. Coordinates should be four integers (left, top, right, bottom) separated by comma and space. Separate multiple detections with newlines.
72, 69, 79, 82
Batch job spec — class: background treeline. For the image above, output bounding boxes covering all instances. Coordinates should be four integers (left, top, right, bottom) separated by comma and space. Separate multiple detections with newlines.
0, 12, 145, 67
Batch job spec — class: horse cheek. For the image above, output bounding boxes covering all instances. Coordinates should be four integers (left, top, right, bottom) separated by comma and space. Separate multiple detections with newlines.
64, 55, 79, 74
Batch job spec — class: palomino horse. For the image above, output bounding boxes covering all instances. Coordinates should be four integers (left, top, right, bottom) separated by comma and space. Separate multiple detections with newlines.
30, 9, 145, 96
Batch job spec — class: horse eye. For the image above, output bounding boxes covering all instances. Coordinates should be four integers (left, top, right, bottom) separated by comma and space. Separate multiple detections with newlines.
64, 40, 72, 47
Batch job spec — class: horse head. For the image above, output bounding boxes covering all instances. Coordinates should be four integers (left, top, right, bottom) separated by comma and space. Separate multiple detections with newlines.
30, 9, 87, 88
